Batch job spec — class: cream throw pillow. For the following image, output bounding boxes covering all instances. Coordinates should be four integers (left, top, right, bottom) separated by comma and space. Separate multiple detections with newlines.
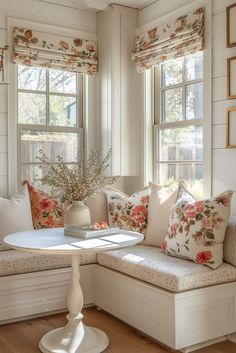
224, 222, 236, 267
0, 184, 34, 250
144, 181, 189, 247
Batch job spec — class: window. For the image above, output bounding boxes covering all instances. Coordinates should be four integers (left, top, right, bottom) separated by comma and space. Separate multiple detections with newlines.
17, 65, 83, 184
154, 51, 204, 196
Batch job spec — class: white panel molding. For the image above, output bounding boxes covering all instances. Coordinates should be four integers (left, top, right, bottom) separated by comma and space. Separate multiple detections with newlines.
213, 99, 236, 125
0, 264, 94, 324
140, 70, 153, 186
96, 5, 139, 177
213, 0, 236, 16
213, 76, 227, 102
213, 124, 226, 149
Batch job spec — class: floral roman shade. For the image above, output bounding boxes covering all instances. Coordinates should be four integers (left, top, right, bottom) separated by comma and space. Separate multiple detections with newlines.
13, 27, 97, 75
132, 7, 204, 73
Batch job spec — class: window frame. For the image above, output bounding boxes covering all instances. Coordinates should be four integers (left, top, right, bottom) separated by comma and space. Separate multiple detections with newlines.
16, 65, 84, 187
153, 53, 204, 187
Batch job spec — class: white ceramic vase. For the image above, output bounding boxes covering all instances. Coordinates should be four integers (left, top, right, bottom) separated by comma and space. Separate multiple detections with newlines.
64, 200, 91, 227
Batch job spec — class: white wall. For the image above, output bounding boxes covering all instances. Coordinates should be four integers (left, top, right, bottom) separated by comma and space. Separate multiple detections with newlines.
139, 0, 236, 218
0, 0, 96, 197
211, 0, 236, 220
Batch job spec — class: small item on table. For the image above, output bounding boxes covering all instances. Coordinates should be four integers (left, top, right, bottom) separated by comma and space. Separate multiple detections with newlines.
93, 221, 109, 230
64, 221, 118, 239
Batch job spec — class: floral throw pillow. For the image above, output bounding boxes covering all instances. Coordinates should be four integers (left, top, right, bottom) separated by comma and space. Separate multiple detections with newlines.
106, 188, 149, 234
161, 186, 234, 269
23, 181, 64, 229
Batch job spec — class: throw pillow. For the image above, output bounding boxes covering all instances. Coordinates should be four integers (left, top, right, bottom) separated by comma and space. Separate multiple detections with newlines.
224, 222, 236, 267
106, 187, 149, 234
23, 181, 64, 229
144, 180, 190, 246
0, 184, 34, 250
161, 186, 234, 269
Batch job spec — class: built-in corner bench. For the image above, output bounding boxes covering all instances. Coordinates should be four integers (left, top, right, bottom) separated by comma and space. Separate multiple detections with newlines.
0, 189, 236, 352
0, 242, 236, 352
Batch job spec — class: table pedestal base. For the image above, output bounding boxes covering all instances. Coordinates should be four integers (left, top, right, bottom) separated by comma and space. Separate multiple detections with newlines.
39, 323, 109, 353
39, 255, 108, 353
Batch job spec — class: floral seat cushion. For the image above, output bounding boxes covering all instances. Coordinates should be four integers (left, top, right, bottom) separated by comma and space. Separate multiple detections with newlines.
97, 245, 236, 292
0, 250, 97, 277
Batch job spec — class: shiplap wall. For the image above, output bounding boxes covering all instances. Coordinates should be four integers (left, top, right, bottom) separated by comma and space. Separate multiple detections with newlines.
212, 0, 236, 220
0, 0, 96, 197
139, 0, 236, 218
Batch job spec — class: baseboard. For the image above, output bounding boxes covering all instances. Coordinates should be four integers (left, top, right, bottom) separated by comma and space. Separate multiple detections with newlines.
180, 336, 226, 353
227, 332, 236, 343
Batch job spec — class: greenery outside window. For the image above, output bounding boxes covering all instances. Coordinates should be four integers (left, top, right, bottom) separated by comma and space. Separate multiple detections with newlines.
154, 51, 204, 197
17, 65, 83, 184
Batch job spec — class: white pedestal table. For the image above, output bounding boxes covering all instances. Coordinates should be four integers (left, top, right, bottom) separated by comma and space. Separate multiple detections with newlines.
4, 228, 143, 353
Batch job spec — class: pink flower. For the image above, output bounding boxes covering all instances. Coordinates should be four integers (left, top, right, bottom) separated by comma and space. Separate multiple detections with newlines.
195, 201, 205, 213
130, 205, 147, 225
170, 223, 178, 236
196, 251, 212, 264
39, 197, 55, 212
216, 194, 230, 206
45, 215, 57, 228
201, 218, 212, 228
140, 195, 149, 206
184, 203, 197, 218
161, 240, 167, 252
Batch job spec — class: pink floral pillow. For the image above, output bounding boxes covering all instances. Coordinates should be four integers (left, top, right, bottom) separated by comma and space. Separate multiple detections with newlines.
161, 186, 234, 269
106, 188, 149, 234
23, 181, 64, 229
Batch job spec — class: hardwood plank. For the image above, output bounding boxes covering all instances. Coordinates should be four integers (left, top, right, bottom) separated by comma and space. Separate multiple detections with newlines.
0, 308, 235, 353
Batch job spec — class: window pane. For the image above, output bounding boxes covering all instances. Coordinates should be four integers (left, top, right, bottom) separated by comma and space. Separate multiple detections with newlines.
163, 88, 183, 122
18, 65, 46, 91
185, 52, 203, 81
158, 126, 203, 161
186, 82, 203, 120
162, 58, 183, 87
21, 164, 74, 188
49, 96, 77, 127
18, 92, 46, 124
21, 165, 43, 185
159, 163, 203, 190
20, 130, 79, 163
49, 69, 77, 94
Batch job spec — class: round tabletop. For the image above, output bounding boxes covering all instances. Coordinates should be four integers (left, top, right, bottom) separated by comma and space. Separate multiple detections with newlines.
3, 228, 144, 255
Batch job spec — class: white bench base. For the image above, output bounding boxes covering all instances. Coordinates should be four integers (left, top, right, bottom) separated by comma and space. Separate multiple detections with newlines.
94, 265, 236, 351
0, 264, 94, 324
0, 263, 236, 352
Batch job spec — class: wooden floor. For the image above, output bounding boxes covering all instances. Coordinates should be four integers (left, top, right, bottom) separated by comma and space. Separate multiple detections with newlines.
0, 308, 235, 353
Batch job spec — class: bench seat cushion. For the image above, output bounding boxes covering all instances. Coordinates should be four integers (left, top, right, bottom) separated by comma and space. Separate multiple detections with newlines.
0, 250, 97, 276
97, 245, 236, 292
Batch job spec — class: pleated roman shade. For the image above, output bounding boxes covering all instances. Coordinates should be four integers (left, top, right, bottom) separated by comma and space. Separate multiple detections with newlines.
13, 27, 98, 75
132, 7, 204, 73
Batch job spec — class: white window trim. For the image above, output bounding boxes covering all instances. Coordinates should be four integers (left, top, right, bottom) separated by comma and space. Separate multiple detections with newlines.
140, 0, 212, 197
7, 17, 97, 194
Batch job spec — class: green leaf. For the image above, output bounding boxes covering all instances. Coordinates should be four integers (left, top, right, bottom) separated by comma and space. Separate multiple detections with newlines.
205, 229, 215, 239
196, 213, 204, 221
204, 209, 211, 217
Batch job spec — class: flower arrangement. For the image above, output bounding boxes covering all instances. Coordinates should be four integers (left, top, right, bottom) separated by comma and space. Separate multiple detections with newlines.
35, 149, 119, 202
